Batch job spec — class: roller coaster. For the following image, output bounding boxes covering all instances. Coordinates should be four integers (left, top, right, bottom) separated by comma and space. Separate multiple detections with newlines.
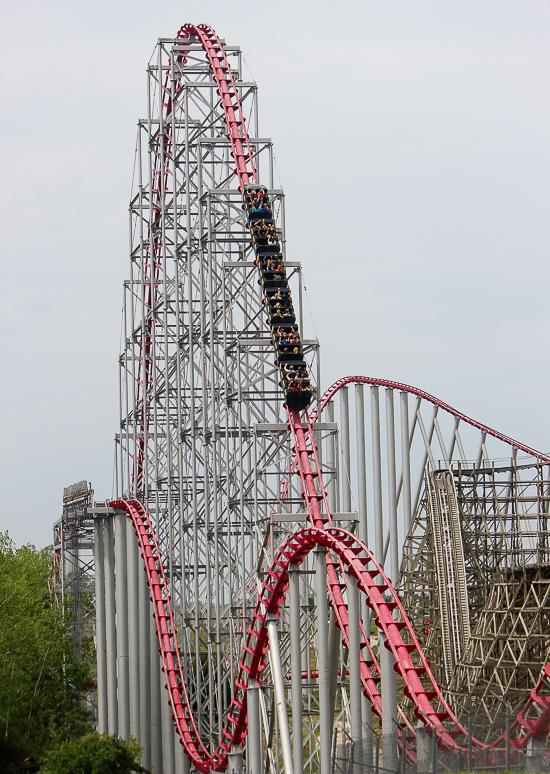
56, 24, 550, 774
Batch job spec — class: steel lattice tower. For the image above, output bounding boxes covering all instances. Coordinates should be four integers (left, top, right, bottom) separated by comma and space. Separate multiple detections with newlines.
115, 35, 331, 755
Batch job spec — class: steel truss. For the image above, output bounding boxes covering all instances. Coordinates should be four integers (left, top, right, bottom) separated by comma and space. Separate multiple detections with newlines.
53, 480, 96, 655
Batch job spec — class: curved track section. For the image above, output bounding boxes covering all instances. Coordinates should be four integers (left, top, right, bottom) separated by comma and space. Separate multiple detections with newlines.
177, 24, 257, 189
110, 498, 465, 768
112, 494, 550, 771
311, 375, 550, 462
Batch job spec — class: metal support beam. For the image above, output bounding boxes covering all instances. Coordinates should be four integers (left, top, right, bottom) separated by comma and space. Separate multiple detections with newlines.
267, 616, 294, 774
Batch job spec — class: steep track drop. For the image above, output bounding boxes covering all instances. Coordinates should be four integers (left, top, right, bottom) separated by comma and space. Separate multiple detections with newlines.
118, 23, 550, 772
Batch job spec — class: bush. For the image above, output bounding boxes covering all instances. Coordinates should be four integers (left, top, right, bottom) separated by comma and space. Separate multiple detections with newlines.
41, 733, 150, 774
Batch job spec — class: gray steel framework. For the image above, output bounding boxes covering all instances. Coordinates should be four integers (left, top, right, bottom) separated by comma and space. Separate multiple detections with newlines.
53, 480, 96, 722
114, 36, 334, 770
53, 480, 95, 656
80, 29, 550, 774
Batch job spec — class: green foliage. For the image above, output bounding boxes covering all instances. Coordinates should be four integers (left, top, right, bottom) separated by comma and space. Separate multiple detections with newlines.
41, 733, 150, 774
0, 532, 94, 769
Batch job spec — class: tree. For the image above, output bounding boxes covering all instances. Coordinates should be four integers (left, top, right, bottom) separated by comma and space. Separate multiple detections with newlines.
0, 532, 93, 769
41, 733, 150, 774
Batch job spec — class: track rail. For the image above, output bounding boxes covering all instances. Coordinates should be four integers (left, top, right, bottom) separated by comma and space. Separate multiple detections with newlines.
311, 375, 550, 463
119, 23, 550, 771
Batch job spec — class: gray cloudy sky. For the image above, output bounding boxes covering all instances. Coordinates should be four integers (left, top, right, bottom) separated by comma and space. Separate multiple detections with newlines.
1, 0, 549, 549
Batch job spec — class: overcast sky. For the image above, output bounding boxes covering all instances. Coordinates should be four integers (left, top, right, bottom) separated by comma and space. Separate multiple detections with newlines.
1, 0, 549, 549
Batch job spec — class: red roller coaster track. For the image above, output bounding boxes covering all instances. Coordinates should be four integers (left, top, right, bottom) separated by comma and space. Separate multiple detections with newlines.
117, 23, 550, 772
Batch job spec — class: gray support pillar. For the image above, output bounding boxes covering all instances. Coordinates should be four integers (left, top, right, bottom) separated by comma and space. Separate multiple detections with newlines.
94, 518, 108, 734
161, 659, 175, 774
340, 387, 352, 514
355, 385, 373, 754
347, 576, 362, 742
247, 679, 262, 774
381, 641, 398, 772
362, 699, 373, 766
175, 735, 188, 774
126, 519, 140, 740
328, 608, 341, 724
267, 617, 294, 774
383, 391, 399, 769
326, 401, 337, 515
370, 387, 383, 563
115, 513, 130, 740
228, 745, 243, 774
385, 389, 398, 582
150, 607, 163, 773
289, 565, 303, 774
104, 517, 118, 734
416, 723, 430, 774
139, 561, 151, 768
315, 548, 331, 774
400, 392, 412, 537
355, 385, 368, 546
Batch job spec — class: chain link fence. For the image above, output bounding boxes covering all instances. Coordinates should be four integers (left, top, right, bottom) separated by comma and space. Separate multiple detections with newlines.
331, 732, 550, 774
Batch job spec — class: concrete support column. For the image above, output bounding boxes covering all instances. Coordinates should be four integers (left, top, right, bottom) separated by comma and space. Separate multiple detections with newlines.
175, 735, 188, 774
416, 723, 430, 774
340, 387, 352, 514
381, 640, 398, 772
161, 659, 175, 774
355, 384, 373, 757
228, 744, 243, 774
315, 548, 331, 774
400, 392, 412, 536
104, 517, 118, 734
126, 519, 140, 740
150, 603, 163, 773
94, 518, 108, 734
289, 564, 303, 774
246, 679, 262, 774
326, 401, 337, 514
115, 513, 130, 740
139, 559, 151, 768
328, 608, 340, 727
347, 576, 362, 743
